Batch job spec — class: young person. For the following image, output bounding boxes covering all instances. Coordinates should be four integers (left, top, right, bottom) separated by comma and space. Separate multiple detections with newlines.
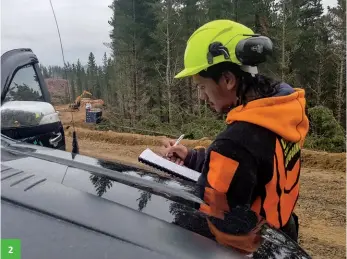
160, 20, 309, 244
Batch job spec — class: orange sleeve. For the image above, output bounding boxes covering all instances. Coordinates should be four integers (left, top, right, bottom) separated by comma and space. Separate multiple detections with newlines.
207, 150, 239, 193
200, 140, 258, 234
205, 141, 257, 209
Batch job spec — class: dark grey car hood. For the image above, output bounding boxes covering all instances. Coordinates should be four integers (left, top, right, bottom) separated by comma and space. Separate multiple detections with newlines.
1, 135, 312, 259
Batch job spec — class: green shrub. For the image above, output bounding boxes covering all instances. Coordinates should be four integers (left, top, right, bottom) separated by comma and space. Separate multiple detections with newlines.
98, 105, 346, 153
137, 114, 161, 129
305, 106, 346, 152
179, 117, 226, 139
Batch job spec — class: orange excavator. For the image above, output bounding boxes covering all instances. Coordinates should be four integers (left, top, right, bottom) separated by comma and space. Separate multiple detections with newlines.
70, 90, 92, 110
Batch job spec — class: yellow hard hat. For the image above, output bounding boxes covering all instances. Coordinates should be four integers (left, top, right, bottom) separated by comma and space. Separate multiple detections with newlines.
175, 20, 257, 79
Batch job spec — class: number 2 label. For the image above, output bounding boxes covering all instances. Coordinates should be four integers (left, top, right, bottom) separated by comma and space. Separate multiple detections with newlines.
1, 239, 21, 259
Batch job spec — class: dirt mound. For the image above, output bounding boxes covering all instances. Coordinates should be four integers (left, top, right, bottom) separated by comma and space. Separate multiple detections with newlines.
65, 127, 212, 147
45, 78, 69, 104
65, 127, 346, 172
58, 105, 345, 173
80, 98, 105, 106
56, 104, 100, 124
302, 149, 346, 172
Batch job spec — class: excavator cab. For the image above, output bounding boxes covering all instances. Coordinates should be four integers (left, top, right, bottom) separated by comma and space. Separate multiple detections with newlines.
70, 90, 93, 110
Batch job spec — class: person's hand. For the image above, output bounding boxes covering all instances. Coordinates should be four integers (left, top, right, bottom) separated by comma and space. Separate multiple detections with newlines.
159, 138, 189, 166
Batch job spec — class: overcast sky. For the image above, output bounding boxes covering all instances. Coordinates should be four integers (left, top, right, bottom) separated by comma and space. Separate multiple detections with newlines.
1, 0, 338, 66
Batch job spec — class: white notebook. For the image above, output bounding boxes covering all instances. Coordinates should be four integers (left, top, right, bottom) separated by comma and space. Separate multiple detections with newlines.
138, 148, 200, 182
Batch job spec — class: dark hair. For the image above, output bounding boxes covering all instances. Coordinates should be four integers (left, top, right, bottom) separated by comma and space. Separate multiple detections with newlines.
198, 62, 279, 106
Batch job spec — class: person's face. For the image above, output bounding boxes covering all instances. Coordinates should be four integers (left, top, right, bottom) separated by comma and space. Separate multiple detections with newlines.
192, 72, 238, 113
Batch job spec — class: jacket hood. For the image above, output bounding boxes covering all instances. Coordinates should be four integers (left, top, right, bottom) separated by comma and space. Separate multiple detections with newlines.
226, 86, 309, 146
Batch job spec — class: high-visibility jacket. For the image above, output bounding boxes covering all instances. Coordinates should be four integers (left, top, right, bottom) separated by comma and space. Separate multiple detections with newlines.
184, 83, 309, 249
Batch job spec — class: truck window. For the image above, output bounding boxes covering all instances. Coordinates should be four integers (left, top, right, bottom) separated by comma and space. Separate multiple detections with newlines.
3, 64, 44, 102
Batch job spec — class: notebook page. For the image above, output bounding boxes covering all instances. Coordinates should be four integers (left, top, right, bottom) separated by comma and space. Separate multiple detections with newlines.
138, 148, 200, 182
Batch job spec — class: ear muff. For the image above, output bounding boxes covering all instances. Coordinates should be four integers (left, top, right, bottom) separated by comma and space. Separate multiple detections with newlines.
235, 35, 273, 66
207, 35, 273, 67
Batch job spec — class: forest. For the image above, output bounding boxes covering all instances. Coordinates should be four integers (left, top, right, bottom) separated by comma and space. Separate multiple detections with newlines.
40, 0, 346, 152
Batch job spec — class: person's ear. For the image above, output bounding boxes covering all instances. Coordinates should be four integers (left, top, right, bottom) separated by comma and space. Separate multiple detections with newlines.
222, 71, 237, 91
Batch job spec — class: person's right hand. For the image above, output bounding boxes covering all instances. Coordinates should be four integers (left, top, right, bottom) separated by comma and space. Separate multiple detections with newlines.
159, 138, 189, 166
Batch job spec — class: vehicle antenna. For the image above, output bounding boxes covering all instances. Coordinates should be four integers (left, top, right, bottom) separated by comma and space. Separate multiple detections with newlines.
49, 0, 79, 155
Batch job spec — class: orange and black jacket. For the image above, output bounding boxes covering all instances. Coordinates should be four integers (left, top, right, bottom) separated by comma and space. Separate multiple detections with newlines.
184, 83, 309, 248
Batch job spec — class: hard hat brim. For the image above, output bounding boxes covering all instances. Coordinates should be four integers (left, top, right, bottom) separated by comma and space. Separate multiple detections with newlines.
174, 69, 192, 79
174, 64, 208, 79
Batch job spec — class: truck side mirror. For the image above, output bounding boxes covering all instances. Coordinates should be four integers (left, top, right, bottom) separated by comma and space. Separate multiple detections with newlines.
1, 101, 65, 149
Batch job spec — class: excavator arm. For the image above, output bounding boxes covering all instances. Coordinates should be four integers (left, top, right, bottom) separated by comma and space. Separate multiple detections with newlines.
75, 90, 92, 105
81, 90, 92, 98
70, 90, 93, 110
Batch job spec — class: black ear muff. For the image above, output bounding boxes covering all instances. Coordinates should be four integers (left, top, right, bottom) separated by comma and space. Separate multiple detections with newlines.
207, 42, 231, 64
235, 35, 273, 66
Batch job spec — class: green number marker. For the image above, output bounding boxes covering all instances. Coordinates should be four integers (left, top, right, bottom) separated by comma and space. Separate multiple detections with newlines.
1, 239, 21, 259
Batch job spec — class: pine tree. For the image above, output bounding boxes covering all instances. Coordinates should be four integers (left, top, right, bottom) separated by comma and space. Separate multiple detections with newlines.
269, 0, 302, 83
76, 59, 84, 95
291, 0, 324, 101
87, 52, 98, 96
106, 57, 114, 105
96, 66, 103, 99
108, 0, 159, 125
102, 53, 108, 73
101, 53, 110, 103
151, 0, 181, 123
177, 0, 205, 117
40, 65, 50, 79
35, 0, 346, 135
203, 0, 234, 21
326, 0, 346, 123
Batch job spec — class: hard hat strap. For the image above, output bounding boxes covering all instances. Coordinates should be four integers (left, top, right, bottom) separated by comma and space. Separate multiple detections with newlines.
207, 42, 231, 65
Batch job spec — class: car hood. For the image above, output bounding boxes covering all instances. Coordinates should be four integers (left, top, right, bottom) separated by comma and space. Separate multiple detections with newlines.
1, 135, 311, 258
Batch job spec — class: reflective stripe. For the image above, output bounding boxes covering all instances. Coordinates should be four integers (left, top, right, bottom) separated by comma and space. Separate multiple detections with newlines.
281, 183, 299, 226
285, 159, 300, 191
263, 156, 281, 228
207, 151, 239, 193
253, 138, 300, 228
